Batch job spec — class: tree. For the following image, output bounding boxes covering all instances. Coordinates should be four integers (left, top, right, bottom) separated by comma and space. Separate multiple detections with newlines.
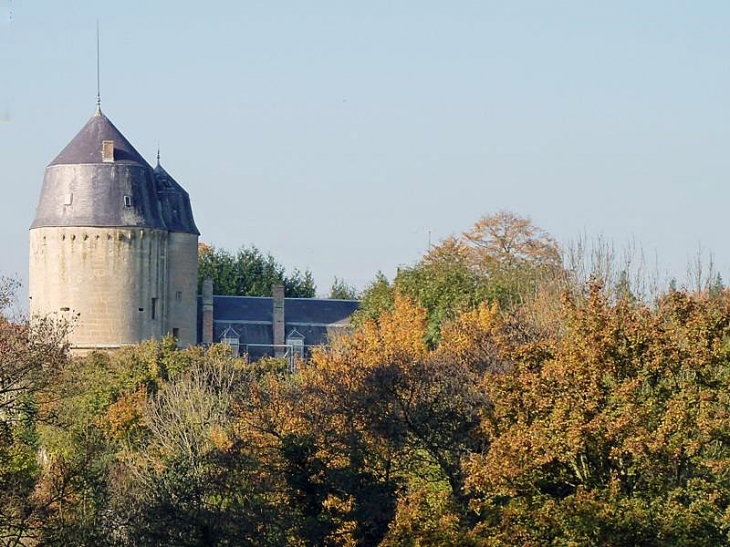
462, 210, 561, 273
0, 278, 71, 545
0, 276, 20, 315
357, 211, 563, 343
280, 296, 493, 545
389, 238, 492, 344
11, 230, 730, 546
354, 272, 394, 324
328, 277, 358, 300
106, 352, 287, 546
709, 272, 725, 299
197, 244, 316, 298
35, 341, 291, 546
462, 284, 730, 545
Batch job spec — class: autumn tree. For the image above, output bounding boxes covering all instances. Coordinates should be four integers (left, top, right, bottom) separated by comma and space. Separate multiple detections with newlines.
269, 296, 495, 545
105, 349, 287, 546
462, 210, 561, 272
35, 338, 318, 546
357, 211, 563, 342
461, 284, 730, 545
0, 278, 70, 545
11, 236, 730, 546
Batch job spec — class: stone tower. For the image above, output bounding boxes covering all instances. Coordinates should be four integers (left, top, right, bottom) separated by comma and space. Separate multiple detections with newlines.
29, 106, 199, 351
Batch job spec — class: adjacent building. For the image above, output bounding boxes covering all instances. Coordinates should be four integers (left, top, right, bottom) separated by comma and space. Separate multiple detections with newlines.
199, 281, 359, 362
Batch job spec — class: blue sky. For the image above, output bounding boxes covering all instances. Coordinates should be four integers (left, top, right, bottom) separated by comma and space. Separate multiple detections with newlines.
2, 1, 730, 299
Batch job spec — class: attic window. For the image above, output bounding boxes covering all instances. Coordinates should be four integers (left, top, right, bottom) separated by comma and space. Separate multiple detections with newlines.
287, 329, 305, 353
102, 140, 114, 162
123, 195, 132, 207
220, 326, 240, 355
286, 329, 305, 372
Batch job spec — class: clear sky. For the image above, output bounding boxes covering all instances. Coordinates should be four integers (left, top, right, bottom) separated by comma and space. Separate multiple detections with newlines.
2, 1, 730, 299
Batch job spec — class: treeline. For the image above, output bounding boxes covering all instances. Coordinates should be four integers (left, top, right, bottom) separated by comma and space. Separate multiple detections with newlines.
197, 244, 358, 299
197, 243, 317, 298
2, 213, 730, 545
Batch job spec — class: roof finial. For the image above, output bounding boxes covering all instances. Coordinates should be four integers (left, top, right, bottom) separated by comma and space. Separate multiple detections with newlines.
95, 20, 101, 114
156, 142, 161, 166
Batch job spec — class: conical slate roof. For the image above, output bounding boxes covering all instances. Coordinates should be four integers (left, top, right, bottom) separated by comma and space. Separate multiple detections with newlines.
50, 107, 149, 166
154, 161, 200, 235
31, 108, 167, 230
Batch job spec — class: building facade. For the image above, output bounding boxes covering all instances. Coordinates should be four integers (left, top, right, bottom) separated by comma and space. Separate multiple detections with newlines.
198, 281, 359, 364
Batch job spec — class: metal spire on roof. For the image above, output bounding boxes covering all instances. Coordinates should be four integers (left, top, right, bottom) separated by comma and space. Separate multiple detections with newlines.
156, 143, 160, 166
95, 20, 101, 115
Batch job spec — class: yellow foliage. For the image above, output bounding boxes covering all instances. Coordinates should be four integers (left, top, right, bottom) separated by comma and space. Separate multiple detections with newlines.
97, 386, 147, 440
209, 425, 233, 451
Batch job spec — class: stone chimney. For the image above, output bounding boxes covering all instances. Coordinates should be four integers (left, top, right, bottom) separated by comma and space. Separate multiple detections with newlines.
202, 278, 214, 345
272, 284, 285, 357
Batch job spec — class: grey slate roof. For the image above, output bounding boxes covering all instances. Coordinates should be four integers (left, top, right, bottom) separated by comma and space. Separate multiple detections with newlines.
210, 296, 359, 325
197, 295, 360, 358
154, 162, 200, 235
50, 108, 149, 167
31, 108, 198, 234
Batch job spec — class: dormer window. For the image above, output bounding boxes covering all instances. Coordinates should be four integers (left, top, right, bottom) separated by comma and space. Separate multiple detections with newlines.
286, 329, 305, 371
287, 329, 305, 354
102, 140, 114, 162
220, 326, 240, 355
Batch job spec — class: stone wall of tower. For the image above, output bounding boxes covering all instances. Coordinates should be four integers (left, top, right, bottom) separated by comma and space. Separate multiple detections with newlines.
165, 232, 198, 347
29, 226, 168, 350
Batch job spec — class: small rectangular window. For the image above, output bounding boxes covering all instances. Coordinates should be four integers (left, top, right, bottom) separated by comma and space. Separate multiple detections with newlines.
63, 193, 73, 206
151, 298, 157, 320
124, 195, 132, 207
172, 328, 179, 340
175, 291, 182, 301
102, 140, 114, 162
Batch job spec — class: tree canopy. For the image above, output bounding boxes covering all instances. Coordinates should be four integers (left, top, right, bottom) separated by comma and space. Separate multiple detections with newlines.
197, 243, 316, 298
328, 277, 358, 300
7, 277, 730, 545
356, 210, 564, 343
4, 212, 730, 545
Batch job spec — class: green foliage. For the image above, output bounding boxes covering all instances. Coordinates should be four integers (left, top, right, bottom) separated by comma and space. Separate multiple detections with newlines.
197, 243, 316, 297
329, 276, 358, 300
357, 211, 563, 344
710, 272, 725, 299
0, 279, 72, 544
391, 247, 491, 344
353, 272, 394, 324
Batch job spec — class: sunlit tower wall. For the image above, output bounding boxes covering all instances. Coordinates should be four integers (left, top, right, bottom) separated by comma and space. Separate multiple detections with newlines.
154, 159, 199, 347
29, 107, 199, 351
